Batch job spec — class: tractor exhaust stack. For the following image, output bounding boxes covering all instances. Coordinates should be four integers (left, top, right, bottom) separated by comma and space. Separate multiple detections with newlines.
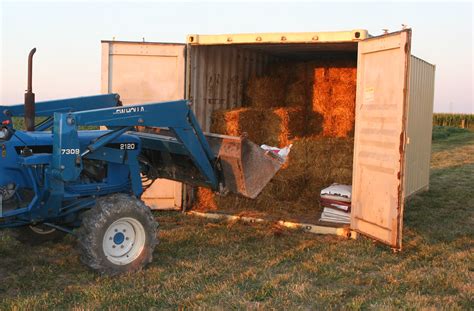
24, 48, 36, 131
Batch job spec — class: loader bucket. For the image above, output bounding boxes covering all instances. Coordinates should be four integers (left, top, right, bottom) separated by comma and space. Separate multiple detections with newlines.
135, 129, 284, 198
205, 133, 284, 199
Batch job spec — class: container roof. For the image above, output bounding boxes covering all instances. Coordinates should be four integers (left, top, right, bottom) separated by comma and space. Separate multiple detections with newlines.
187, 30, 369, 45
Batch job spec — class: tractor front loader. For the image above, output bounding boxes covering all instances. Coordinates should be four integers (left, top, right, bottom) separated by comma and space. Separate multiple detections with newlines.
0, 49, 283, 275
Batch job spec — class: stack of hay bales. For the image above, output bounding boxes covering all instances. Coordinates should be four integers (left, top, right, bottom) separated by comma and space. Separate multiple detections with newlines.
193, 137, 354, 217
312, 59, 357, 137
193, 58, 357, 220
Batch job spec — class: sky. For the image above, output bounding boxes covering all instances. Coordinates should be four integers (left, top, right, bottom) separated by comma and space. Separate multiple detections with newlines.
0, 1, 472, 113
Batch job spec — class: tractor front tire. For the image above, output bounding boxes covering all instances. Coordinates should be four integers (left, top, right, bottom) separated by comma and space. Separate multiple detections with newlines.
13, 225, 66, 245
76, 194, 158, 275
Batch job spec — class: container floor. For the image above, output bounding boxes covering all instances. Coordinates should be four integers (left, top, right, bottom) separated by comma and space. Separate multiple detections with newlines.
191, 203, 349, 228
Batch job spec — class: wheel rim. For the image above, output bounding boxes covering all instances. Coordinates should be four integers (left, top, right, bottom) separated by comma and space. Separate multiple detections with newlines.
102, 217, 146, 265
29, 225, 56, 235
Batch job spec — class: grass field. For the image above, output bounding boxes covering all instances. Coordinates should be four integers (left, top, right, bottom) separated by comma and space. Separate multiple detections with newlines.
0, 127, 473, 309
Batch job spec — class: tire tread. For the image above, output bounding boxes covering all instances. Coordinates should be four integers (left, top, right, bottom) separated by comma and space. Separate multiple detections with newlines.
76, 194, 158, 275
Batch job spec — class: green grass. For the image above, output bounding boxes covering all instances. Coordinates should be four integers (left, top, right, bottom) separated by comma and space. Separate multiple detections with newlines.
432, 125, 469, 140
0, 128, 473, 309
11, 117, 46, 131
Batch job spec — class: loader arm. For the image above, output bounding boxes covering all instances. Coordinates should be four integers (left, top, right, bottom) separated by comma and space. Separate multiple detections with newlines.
51, 100, 219, 196
0, 94, 121, 130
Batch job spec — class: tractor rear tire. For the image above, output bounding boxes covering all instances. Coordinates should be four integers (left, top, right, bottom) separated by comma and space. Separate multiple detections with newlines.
76, 194, 158, 275
13, 225, 66, 246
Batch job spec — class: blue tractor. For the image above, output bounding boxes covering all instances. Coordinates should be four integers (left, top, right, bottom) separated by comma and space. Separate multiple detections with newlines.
0, 49, 283, 275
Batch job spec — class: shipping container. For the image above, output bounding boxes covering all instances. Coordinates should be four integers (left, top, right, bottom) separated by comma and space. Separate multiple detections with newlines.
101, 29, 435, 249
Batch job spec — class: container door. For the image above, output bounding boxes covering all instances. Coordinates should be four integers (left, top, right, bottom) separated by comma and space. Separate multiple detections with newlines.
351, 30, 411, 249
101, 41, 186, 210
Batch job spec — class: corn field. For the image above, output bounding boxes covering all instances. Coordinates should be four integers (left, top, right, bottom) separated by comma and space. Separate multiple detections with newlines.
433, 113, 474, 130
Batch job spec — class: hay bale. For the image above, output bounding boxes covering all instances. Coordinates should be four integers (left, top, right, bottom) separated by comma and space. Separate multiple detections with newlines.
264, 107, 306, 147
250, 62, 311, 109
286, 80, 307, 107
275, 62, 310, 108
256, 138, 311, 202
210, 107, 306, 147
312, 65, 357, 138
258, 174, 308, 202
304, 137, 354, 199
306, 111, 324, 136
327, 64, 357, 82
316, 105, 355, 138
267, 62, 306, 83
313, 66, 328, 83
331, 83, 356, 99
246, 76, 286, 108
210, 108, 267, 144
305, 137, 354, 165
210, 110, 233, 135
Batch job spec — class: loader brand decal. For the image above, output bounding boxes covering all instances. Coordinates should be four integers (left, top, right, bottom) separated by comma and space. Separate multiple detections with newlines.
113, 106, 145, 115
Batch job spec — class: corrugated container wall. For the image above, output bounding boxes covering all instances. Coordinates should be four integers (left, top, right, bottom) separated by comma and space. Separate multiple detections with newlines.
404, 56, 436, 198
186, 46, 278, 131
